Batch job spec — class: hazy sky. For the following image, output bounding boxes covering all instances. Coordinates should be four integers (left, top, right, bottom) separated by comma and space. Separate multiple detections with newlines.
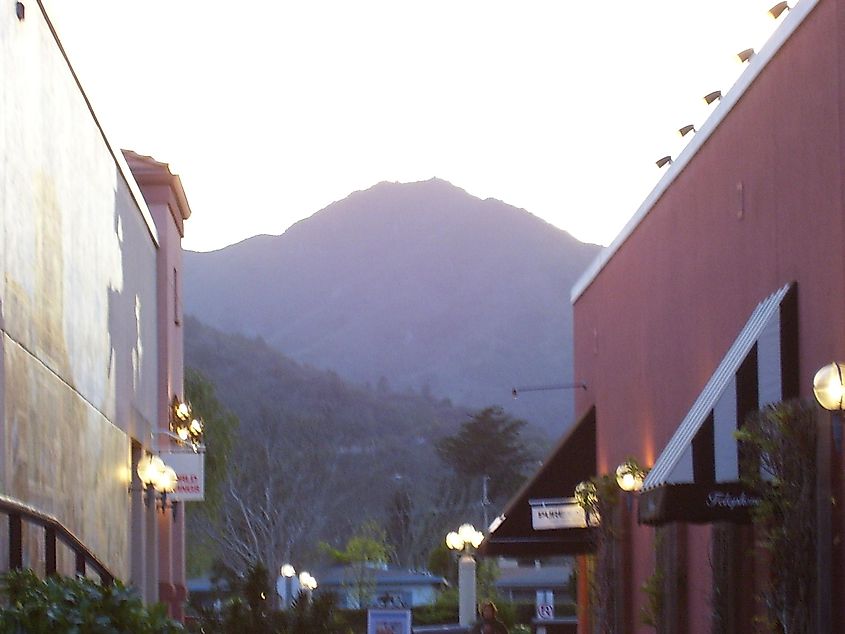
43, 1, 786, 252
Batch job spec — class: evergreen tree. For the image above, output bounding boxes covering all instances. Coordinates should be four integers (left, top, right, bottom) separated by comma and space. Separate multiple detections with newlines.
435, 406, 534, 501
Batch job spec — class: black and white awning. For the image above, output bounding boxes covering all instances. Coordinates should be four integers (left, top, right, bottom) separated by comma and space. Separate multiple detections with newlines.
639, 283, 798, 525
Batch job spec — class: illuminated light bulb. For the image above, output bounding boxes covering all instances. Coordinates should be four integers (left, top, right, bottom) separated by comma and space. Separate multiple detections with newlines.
156, 465, 178, 493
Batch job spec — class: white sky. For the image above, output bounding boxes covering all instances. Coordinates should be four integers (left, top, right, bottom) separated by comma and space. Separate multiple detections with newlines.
42, 1, 787, 252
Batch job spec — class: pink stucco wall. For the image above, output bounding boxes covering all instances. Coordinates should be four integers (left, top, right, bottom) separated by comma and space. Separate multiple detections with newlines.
573, 0, 845, 630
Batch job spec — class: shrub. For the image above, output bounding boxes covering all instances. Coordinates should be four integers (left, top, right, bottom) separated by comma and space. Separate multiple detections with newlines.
0, 569, 182, 633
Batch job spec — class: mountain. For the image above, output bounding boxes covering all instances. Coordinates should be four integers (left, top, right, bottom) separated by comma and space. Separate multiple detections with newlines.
184, 316, 550, 565
183, 179, 601, 436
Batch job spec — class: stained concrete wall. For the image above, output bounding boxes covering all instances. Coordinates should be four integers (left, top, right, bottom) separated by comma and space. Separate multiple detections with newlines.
0, 2, 160, 578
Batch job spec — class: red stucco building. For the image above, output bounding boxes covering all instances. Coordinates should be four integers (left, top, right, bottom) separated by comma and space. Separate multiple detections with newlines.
485, 0, 845, 631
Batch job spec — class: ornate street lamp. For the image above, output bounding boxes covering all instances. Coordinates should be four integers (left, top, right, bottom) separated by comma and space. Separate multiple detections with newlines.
280, 564, 296, 609
445, 524, 484, 627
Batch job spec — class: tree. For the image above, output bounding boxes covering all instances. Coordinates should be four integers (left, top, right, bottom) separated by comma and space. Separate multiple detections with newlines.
386, 478, 479, 570
185, 368, 240, 576
185, 368, 239, 509
320, 521, 392, 608
197, 415, 342, 594
735, 400, 818, 634
435, 407, 534, 502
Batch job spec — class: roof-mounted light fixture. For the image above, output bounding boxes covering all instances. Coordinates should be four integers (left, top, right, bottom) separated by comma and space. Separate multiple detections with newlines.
737, 48, 755, 63
655, 155, 673, 169
703, 90, 722, 105
678, 124, 696, 138
768, 1, 790, 19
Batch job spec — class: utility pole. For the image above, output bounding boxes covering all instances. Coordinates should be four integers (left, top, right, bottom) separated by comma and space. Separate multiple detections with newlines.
482, 475, 490, 530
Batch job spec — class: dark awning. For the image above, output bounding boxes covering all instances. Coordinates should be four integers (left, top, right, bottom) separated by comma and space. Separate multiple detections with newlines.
479, 410, 596, 557
639, 283, 798, 525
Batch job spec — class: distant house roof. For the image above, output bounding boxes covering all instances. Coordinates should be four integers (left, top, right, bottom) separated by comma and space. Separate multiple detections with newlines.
570, 0, 819, 304
495, 565, 572, 590
317, 565, 447, 588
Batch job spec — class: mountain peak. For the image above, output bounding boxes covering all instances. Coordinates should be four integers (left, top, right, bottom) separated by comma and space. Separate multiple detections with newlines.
184, 181, 602, 435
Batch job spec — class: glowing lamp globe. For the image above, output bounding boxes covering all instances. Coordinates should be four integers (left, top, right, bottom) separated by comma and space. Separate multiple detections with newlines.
616, 460, 645, 492
137, 455, 165, 486
156, 465, 178, 494
813, 362, 845, 411
445, 531, 462, 550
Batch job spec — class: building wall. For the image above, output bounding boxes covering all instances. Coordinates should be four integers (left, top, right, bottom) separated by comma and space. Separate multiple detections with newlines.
572, 0, 845, 631
0, 2, 160, 579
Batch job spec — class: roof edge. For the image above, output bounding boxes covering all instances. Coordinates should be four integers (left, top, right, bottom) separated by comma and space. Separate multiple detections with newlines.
34, 1, 160, 247
571, 0, 819, 305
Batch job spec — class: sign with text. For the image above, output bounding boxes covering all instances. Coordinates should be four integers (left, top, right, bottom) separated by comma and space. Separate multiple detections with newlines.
163, 451, 205, 502
530, 498, 587, 530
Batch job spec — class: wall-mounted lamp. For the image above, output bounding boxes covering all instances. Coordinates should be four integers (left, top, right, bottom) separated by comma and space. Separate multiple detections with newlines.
678, 124, 696, 138
813, 362, 845, 410
768, 1, 790, 19
135, 454, 179, 519
737, 48, 755, 63
656, 155, 673, 169
170, 395, 204, 451
703, 90, 722, 105
616, 458, 648, 511
616, 458, 647, 493
814, 362, 845, 451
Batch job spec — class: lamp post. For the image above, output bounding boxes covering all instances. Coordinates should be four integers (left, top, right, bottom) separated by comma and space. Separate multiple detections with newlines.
281, 563, 296, 609
446, 523, 484, 627
299, 571, 317, 603
812, 362, 844, 633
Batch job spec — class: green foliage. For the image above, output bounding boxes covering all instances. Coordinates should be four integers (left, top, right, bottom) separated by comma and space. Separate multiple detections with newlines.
284, 592, 351, 633
184, 316, 484, 566
574, 474, 620, 634
639, 555, 664, 629
184, 367, 239, 510
320, 521, 392, 566
735, 400, 818, 634
427, 543, 455, 585
411, 588, 459, 625
184, 368, 240, 578
188, 562, 354, 634
435, 406, 534, 500
319, 522, 392, 609
0, 569, 181, 633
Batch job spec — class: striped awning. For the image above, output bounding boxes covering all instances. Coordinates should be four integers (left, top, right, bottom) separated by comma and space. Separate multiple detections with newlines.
639, 283, 798, 524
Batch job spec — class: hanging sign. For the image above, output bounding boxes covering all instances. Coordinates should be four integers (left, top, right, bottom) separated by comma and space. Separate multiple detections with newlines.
163, 451, 205, 502
530, 498, 587, 530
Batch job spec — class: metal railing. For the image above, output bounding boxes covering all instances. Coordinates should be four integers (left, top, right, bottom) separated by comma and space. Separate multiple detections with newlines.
0, 494, 114, 584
